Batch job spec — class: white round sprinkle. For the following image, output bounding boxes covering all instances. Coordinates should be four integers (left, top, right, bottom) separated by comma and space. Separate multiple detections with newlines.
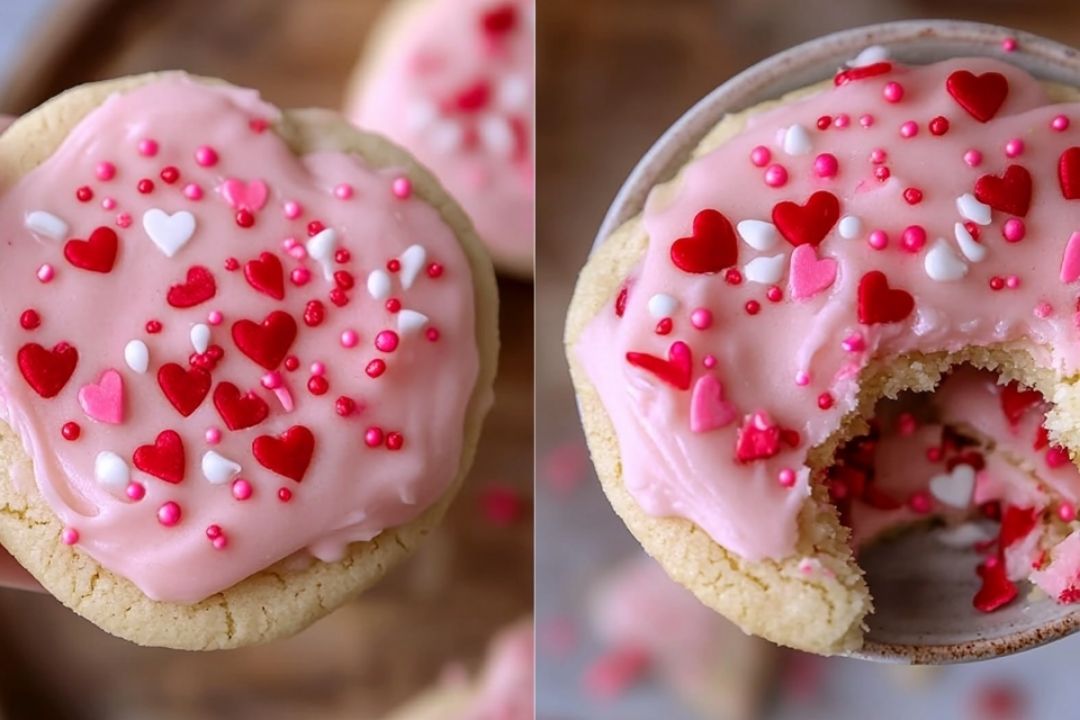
838, 215, 862, 240
647, 293, 679, 319
479, 115, 515, 159
367, 269, 392, 300
782, 124, 812, 156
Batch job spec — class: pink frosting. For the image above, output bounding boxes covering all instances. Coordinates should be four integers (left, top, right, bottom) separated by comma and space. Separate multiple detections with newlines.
578, 57, 1080, 562
349, 0, 534, 269
460, 619, 534, 720
0, 76, 481, 603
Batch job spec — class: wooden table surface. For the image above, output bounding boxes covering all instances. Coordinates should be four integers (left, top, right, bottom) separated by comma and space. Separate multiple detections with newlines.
0, 2, 533, 719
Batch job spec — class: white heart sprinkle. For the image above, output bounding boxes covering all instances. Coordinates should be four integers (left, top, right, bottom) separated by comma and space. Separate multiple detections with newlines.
956, 193, 992, 225
142, 209, 196, 257
367, 269, 392, 300
397, 309, 429, 336
647, 293, 679, 318
202, 451, 242, 485
95, 451, 129, 489
428, 119, 465, 154
306, 228, 337, 281
405, 99, 438, 132
124, 340, 149, 374
399, 244, 427, 289
954, 222, 988, 263
838, 215, 862, 240
937, 522, 995, 548
849, 45, 889, 67
479, 116, 515, 159
929, 464, 976, 508
924, 239, 968, 281
25, 210, 68, 241
736, 220, 780, 251
782, 124, 812, 156
743, 253, 786, 284
190, 323, 211, 354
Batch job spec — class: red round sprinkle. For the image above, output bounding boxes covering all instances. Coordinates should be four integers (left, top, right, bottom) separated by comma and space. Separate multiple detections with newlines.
224, 257, 240, 271
61, 421, 81, 441
366, 359, 387, 378
816, 115, 832, 130
766, 286, 783, 302
964, 221, 981, 240
137, 178, 154, 194
364, 427, 384, 447
927, 446, 943, 462
387, 259, 401, 273
160, 166, 180, 184
303, 300, 325, 327
277, 487, 293, 502
333, 270, 355, 290
929, 116, 950, 136
386, 298, 402, 313
334, 249, 351, 264
655, 318, 672, 335
284, 355, 300, 372
335, 396, 356, 417
206, 524, 222, 539
817, 393, 834, 410
386, 432, 404, 451
307, 221, 325, 236
874, 166, 891, 181
903, 187, 924, 205
76, 186, 93, 202
744, 300, 761, 315
375, 330, 400, 352
19, 309, 40, 330
989, 276, 1005, 291
724, 268, 743, 285
307, 375, 329, 395
426, 327, 440, 342
235, 209, 255, 228
146, 320, 162, 334
329, 288, 349, 307
427, 263, 444, 278
206, 344, 224, 360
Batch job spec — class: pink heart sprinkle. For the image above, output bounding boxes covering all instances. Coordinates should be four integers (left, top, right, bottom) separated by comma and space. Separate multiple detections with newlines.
689, 375, 737, 433
1060, 231, 1080, 284
789, 244, 838, 300
222, 178, 269, 212
78, 369, 124, 424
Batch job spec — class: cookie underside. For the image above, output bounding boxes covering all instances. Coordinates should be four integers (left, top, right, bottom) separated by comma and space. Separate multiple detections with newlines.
0, 73, 499, 650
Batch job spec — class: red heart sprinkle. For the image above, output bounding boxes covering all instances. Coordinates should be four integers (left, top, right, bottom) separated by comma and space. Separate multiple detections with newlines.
232, 311, 298, 370
132, 430, 185, 484
166, 266, 217, 308
1000, 381, 1041, 425
735, 411, 782, 463
772, 191, 840, 248
243, 252, 285, 300
625, 340, 692, 390
973, 554, 1018, 613
1059, 147, 1080, 200
157, 363, 212, 417
253, 425, 315, 482
974, 165, 1032, 217
857, 271, 914, 325
481, 3, 518, 35
670, 209, 737, 274
17, 342, 77, 398
833, 62, 893, 86
213, 382, 270, 431
999, 505, 1037, 549
946, 70, 1009, 123
64, 226, 118, 273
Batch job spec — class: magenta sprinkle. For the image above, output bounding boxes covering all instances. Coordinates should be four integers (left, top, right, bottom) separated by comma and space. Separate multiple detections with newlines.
61, 527, 79, 545
392, 177, 412, 199
690, 308, 712, 330
813, 153, 838, 178
232, 479, 253, 501
95, 162, 116, 181
183, 183, 203, 200
964, 149, 983, 167
375, 330, 400, 353
1003, 218, 1025, 243
750, 145, 771, 167
157, 501, 182, 527
901, 225, 927, 252
137, 138, 159, 157
883, 81, 904, 103
1052, 115, 1070, 132
125, 482, 146, 501
778, 468, 796, 487
195, 146, 218, 167
334, 183, 354, 199
1004, 138, 1024, 158
899, 121, 918, 138
868, 229, 888, 250
284, 200, 303, 219
764, 164, 788, 188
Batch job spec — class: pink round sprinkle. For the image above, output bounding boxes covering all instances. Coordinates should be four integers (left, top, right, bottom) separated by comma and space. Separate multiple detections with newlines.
95, 162, 116, 181
1059, 502, 1076, 522
690, 308, 713, 330
1005, 138, 1024, 158
1035, 302, 1053, 319
212, 536, 228, 550
1047, 447, 1070, 468
392, 177, 412, 199
778, 468, 796, 487
340, 329, 359, 348
261, 371, 283, 389
833, 113, 850, 129
375, 330, 400, 353
750, 145, 771, 167
1002, 36, 1018, 52
702, 354, 717, 369
897, 413, 918, 436
1052, 115, 1070, 132
883, 81, 904, 103
814, 153, 838, 178
183, 183, 203, 200
232, 479, 253, 501
909, 491, 932, 514
157, 501, 181, 527
795, 370, 810, 387
1003, 218, 1025, 243
901, 225, 927, 253
283, 236, 299, 250
125, 482, 146, 501
899, 121, 918, 138
870, 148, 887, 164
207, 310, 223, 326
310, 361, 326, 377
102, 197, 117, 210
288, 245, 307, 260
290, 267, 311, 286
138, 139, 159, 157
764, 164, 788, 188
1005, 274, 1020, 289
334, 183, 354, 199
963, 149, 983, 167
284, 200, 303, 219
364, 427, 384, 447
859, 114, 875, 128
195, 146, 218, 167
205, 427, 222, 445
61, 527, 79, 545
842, 333, 865, 352
116, 213, 132, 229
37, 264, 54, 283
868, 229, 888, 250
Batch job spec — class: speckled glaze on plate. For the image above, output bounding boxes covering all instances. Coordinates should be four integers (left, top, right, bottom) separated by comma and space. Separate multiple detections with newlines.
591, 20, 1080, 664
